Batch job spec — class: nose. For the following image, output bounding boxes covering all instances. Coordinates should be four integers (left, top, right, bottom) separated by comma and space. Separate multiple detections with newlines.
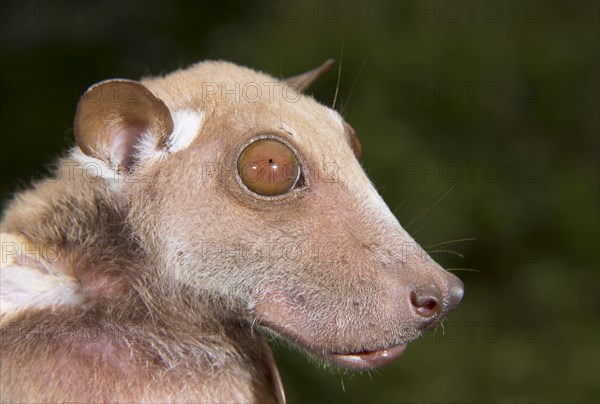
445, 272, 464, 312
410, 273, 464, 318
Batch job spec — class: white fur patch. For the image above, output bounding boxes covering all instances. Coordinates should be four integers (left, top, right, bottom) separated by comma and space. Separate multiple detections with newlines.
135, 131, 165, 162
70, 109, 203, 180
1, 265, 82, 320
167, 109, 204, 152
1, 233, 82, 322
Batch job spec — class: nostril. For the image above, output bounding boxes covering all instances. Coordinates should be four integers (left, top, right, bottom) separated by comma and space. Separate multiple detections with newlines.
410, 284, 442, 318
410, 292, 438, 316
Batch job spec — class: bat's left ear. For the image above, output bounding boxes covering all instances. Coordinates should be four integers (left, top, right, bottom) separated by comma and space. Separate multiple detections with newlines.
283, 59, 335, 92
74, 79, 174, 171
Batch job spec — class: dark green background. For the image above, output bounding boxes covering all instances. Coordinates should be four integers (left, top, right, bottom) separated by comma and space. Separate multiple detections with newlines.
1, 1, 598, 403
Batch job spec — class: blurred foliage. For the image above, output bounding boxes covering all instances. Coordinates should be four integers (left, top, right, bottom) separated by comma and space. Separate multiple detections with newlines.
1, 1, 598, 403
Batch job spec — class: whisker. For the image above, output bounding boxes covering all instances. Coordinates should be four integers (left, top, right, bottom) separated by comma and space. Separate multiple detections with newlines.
332, 42, 344, 110
341, 58, 367, 116
446, 267, 479, 273
411, 221, 430, 236
406, 186, 455, 229
424, 237, 476, 248
392, 198, 407, 216
427, 249, 464, 258
407, 194, 437, 227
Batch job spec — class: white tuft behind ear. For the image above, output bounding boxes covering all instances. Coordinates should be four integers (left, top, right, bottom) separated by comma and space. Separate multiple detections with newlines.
167, 110, 204, 152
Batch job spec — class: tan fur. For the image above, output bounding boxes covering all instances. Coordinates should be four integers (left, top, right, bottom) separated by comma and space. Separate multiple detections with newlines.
0, 60, 463, 402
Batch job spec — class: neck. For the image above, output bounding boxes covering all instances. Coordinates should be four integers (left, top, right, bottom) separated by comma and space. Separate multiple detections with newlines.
1, 157, 284, 402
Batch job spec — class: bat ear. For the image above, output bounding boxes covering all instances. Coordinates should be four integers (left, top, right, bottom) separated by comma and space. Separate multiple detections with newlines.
283, 59, 335, 92
74, 79, 174, 171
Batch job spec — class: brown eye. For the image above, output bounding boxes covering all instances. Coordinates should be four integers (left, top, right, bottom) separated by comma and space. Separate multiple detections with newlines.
237, 139, 301, 196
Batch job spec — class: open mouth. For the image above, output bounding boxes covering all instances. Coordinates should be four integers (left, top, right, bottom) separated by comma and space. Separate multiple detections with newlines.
323, 344, 408, 370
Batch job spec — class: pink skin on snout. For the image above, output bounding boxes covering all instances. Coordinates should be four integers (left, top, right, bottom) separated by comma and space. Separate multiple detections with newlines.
254, 268, 463, 370
254, 285, 413, 370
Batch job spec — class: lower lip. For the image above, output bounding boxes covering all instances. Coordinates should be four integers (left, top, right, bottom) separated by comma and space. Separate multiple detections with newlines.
324, 344, 408, 370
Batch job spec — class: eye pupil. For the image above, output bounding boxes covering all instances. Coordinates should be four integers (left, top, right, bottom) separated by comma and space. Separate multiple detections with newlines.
237, 139, 301, 196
